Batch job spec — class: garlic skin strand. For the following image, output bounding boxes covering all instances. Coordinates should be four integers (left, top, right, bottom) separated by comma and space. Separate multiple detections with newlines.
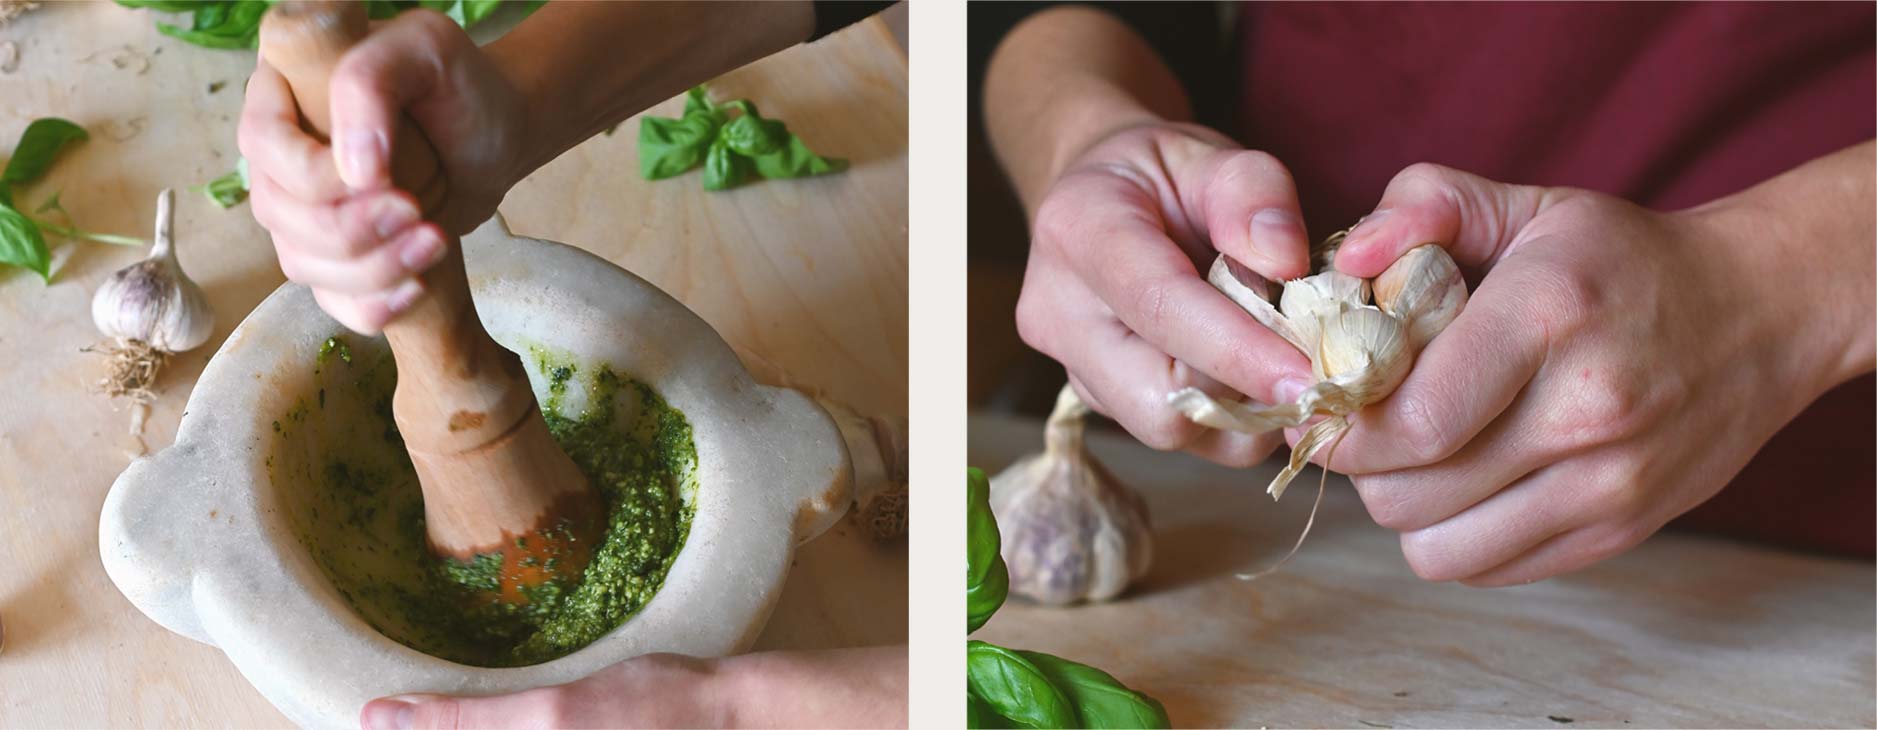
91, 189, 214, 353
991, 385, 1153, 605
1170, 243, 1468, 499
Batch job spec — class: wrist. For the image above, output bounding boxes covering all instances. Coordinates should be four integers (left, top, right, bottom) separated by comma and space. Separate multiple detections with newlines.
1678, 197, 1875, 399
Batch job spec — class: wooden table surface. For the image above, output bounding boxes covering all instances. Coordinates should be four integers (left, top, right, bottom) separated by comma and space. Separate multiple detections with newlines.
0, 3, 906, 727
969, 411, 1875, 729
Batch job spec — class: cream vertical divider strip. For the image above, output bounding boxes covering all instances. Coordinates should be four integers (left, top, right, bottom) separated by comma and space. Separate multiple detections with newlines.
906, 0, 970, 727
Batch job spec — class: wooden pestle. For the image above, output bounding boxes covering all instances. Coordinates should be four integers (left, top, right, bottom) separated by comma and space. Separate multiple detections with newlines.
259, 0, 601, 603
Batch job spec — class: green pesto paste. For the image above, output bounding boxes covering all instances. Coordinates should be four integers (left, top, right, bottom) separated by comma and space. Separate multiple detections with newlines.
268, 336, 697, 667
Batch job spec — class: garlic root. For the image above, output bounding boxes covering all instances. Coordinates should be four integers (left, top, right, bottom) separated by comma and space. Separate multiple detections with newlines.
88, 189, 215, 400
990, 385, 1152, 605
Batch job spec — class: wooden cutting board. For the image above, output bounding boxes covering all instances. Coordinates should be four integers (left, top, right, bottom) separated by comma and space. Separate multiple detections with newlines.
0, 3, 906, 726
969, 411, 1875, 729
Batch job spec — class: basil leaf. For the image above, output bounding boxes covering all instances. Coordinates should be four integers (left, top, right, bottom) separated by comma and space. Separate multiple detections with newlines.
752, 132, 847, 180
460, 0, 504, 26
638, 115, 716, 180
200, 160, 250, 208
701, 136, 747, 191
684, 86, 714, 119
2, 118, 88, 186
363, 1, 403, 20
0, 202, 51, 282
967, 641, 1078, 730
1016, 650, 1171, 729
721, 113, 787, 157
966, 467, 1007, 633
967, 690, 1013, 729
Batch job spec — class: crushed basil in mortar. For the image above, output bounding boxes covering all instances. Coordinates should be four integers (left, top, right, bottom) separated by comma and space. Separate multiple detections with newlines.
271, 336, 697, 667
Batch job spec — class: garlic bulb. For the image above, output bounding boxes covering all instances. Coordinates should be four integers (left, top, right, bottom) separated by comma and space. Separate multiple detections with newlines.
1168, 241, 1468, 499
92, 189, 213, 352
990, 385, 1153, 605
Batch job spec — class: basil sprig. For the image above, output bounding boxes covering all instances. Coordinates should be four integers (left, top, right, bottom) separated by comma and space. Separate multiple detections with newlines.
0, 119, 150, 282
965, 468, 1171, 729
638, 86, 847, 191
114, 0, 546, 50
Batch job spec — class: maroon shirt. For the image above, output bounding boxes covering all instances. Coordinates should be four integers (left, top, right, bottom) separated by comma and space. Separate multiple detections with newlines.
1237, 1, 1875, 556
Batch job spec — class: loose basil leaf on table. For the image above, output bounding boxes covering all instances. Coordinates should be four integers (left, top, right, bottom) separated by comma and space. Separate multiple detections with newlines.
1017, 650, 1171, 729
638, 114, 719, 180
967, 640, 1078, 730
0, 202, 51, 281
966, 467, 1007, 633
199, 158, 250, 209
701, 136, 748, 192
751, 133, 847, 180
2, 118, 88, 187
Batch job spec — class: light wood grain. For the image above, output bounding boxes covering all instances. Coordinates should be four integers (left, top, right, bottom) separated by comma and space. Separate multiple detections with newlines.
0, 2, 906, 727
969, 411, 1875, 729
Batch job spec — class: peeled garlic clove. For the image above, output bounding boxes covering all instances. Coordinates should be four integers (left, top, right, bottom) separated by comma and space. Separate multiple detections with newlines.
1373, 244, 1467, 351
991, 385, 1152, 605
92, 189, 214, 353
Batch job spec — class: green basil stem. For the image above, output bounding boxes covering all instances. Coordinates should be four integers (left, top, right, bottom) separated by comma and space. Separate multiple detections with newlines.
31, 217, 147, 247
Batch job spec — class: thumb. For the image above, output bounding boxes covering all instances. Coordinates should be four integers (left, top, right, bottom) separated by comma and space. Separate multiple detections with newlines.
1180, 148, 1313, 281
361, 688, 562, 730
327, 10, 461, 191
1334, 162, 1549, 278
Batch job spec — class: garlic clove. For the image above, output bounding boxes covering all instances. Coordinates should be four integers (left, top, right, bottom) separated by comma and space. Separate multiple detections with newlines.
1373, 244, 1467, 351
91, 189, 214, 353
1280, 270, 1368, 354
991, 385, 1153, 605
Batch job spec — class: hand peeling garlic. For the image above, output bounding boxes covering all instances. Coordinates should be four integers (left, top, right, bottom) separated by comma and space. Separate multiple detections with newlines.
93, 189, 213, 352
991, 385, 1153, 605
1169, 241, 1468, 500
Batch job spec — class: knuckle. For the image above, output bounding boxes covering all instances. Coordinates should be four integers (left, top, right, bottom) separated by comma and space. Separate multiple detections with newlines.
1358, 479, 1422, 531
1012, 288, 1053, 354
1391, 390, 1460, 465
1392, 162, 1456, 193
1551, 370, 1656, 446
1128, 279, 1172, 331
1029, 194, 1081, 250
1398, 532, 1463, 582
1124, 407, 1195, 452
412, 698, 463, 730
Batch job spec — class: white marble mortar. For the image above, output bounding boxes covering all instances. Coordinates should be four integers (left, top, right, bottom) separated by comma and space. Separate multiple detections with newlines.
99, 216, 866, 728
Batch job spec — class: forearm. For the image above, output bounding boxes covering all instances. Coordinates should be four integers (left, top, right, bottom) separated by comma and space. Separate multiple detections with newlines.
486, 0, 814, 180
1685, 139, 1877, 391
983, 5, 1191, 214
717, 646, 908, 728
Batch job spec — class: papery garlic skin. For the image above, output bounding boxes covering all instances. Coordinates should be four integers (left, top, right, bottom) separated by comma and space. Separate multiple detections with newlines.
92, 189, 214, 352
1374, 244, 1467, 351
991, 386, 1153, 605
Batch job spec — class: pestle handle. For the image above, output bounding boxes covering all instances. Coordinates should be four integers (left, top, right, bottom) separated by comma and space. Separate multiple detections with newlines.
259, 1, 531, 453
259, 1, 599, 585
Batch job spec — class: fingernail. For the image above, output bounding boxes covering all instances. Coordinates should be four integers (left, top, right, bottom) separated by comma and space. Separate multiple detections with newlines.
385, 278, 425, 314
372, 196, 417, 240
1275, 376, 1312, 405
338, 130, 387, 189
1347, 209, 1393, 242
1250, 208, 1301, 260
361, 697, 416, 730
397, 228, 446, 271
